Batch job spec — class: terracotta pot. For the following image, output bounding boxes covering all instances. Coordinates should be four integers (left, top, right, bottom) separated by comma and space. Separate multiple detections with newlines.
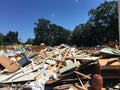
91, 74, 103, 90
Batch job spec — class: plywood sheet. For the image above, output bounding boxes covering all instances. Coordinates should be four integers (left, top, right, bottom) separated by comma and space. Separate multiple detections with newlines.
0, 56, 20, 72
98, 58, 120, 66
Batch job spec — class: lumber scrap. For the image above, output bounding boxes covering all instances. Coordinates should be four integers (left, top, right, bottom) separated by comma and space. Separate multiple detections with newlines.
98, 58, 120, 66
30, 43, 46, 52
66, 55, 99, 60
0, 56, 20, 73
75, 83, 87, 90
3, 72, 38, 83
56, 47, 70, 73
0, 60, 43, 83
76, 74, 86, 89
98, 58, 120, 79
53, 84, 79, 90
34, 64, 57, 85
59, 61, 80, 73
74, 71, 91, 79
98, 58, 120, 70
34, 69, 44, 84
100, 47, 120, 56
43, 64, 57, 81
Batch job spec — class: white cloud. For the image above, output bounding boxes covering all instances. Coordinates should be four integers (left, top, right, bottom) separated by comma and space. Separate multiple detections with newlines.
51, 13, 55, 19
74, 0, 79, 3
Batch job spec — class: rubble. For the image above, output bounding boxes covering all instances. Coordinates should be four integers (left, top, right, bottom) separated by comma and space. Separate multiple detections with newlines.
0, 44, 119, 90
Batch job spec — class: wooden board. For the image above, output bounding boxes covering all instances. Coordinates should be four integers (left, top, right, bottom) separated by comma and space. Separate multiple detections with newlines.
0, 56, 20, 72
0, 63, 43, 83
98, 58, 120, 66
59, 61, 80, 73
1, 71, 39, 83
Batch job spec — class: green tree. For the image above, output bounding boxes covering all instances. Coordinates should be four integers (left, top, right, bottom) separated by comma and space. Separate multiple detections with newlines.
34, 18, 51, 45
34, 18, 71, 46
88, 1, 118, 43
0, 33, 4, 45
71, 24, 85, 46
4, 31, 19, 44
49, 24, 71, 45
25, 38, 34, 44
72, 1, 118, 46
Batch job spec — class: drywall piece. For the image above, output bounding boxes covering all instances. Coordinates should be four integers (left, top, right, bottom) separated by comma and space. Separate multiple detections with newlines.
66, 55, 99, 60
65, 60, 73, 66
100, 47, 120, 56
0, 62, 43, 83
59, 61, 80, 74
45, 59, 56, 65
1, 71, 39, 83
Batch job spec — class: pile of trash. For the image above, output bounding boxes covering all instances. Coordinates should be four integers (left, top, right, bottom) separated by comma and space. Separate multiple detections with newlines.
0, 44, 120, 90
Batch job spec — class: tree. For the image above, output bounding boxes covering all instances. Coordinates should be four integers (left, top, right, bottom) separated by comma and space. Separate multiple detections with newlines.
25, 38, 34, 44
72, 1, 118, 46
34, 18, 71, 46
34, 18, 51, 45
71, 24, 85, 46
88, 1, 118, 43
0, 33, 4, 45
49, 24, 71, 45
4, 31, 19, 44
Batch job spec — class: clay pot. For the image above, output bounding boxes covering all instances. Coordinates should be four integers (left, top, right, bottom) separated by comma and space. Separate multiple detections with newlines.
91, 74, 103, 90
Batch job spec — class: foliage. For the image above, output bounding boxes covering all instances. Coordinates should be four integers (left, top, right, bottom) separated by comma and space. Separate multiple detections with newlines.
0, 31, 19, 45
5, 31, 19, 44
0, 33, 4, 45
71, 24, 85, 46
34, 18, 51, 45
25, 38, 34, 44
33, 18, 71, 46
72, 1, 118, 46
0, 1, 119, 47
88, 1, 118, 42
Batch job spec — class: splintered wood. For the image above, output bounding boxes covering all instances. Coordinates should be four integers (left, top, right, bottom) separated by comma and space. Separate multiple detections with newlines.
0, 56, 20, 73
0, 44, 120, 90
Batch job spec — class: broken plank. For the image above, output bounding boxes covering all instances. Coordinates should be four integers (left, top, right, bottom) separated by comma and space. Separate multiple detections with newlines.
59, 61, 80, 74
56, 47, 70, 73
0, 56, 20, 73
74, 71, 91, 79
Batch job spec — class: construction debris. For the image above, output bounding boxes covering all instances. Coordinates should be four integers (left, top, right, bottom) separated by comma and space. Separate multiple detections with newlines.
0, 44, 119, 90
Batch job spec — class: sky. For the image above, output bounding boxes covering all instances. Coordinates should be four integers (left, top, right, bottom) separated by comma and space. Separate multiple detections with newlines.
0, 0, 115, 42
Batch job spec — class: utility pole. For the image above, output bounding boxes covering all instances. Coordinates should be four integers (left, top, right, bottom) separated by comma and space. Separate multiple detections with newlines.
118, 0, 120, 43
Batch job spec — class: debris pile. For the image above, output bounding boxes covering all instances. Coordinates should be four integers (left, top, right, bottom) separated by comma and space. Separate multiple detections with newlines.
0, 44, 120, 90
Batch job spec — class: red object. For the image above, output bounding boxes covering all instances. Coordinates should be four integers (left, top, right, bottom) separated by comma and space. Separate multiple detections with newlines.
91, 74, 103, 90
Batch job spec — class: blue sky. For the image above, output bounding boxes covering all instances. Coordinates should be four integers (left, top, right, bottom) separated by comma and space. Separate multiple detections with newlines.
0, 0, 115, 42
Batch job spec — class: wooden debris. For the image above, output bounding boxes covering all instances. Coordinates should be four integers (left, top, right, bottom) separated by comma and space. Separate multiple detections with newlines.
100, 47, 120, 56
0, 44, 119, 90
59, 61, 80, 74
0, 56, 20, 73
74, 71, 91, 79
56, 47, 70, 73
